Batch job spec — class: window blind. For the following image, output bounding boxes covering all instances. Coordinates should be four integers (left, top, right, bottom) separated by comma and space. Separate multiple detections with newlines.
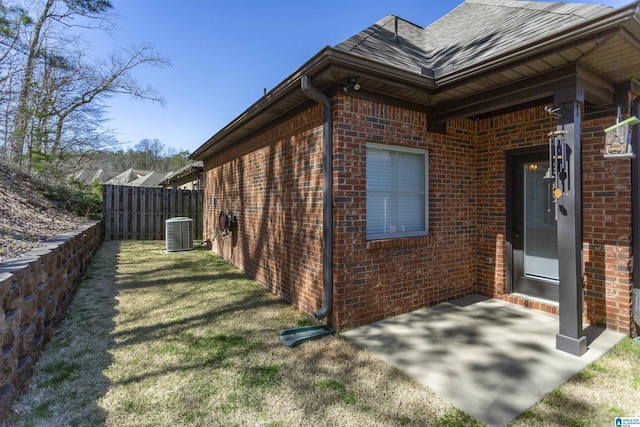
366, 144, 427, 239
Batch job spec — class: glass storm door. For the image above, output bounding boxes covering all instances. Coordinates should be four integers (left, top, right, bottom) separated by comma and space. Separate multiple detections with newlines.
509, 151, 559, 301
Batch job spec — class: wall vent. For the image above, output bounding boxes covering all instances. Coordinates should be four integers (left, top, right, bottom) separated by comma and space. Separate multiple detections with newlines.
166, 217, 193, 252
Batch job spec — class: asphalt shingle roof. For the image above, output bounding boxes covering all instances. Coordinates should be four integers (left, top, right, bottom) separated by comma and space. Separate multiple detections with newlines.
335, 0, 613, 76
105, 168, 167, 187
335, 15, 430, 75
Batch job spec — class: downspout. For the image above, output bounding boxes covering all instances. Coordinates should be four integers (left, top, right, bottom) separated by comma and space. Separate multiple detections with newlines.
632, 95, 640, 331
301, 75, 333, 321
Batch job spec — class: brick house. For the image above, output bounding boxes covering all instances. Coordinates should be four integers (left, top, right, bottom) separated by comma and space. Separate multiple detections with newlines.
191, 0, 640, 355
160, 161, 204, 190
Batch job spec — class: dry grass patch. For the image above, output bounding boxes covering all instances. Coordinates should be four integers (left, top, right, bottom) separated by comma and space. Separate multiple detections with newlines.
12, 240, 638, 426
509, 337, 640, 427
9, 240, 119, 426
10, 240, 476, 426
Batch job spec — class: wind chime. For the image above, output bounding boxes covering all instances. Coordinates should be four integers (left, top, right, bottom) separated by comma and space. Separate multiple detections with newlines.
543, 106, 569, 210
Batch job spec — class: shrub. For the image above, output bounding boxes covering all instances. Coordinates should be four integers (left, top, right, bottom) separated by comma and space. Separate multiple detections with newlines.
39, 179, 102, 218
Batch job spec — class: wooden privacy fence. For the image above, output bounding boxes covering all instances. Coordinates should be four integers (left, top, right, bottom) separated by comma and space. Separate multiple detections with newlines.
103, 185, 203, 240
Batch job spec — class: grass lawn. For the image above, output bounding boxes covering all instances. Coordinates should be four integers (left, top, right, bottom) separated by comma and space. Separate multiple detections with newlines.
8, 240, 640, 426
510, 337, 640, 427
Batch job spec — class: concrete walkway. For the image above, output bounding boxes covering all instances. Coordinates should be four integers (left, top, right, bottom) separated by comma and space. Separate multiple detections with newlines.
342, 295, 625, 427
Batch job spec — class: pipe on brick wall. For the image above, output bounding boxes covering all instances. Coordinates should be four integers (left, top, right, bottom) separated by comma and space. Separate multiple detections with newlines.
632, 95, 640, 330
301, 75, 333, 321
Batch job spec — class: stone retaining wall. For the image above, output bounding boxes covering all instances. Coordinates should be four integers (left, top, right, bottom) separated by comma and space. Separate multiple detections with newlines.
0, 221, 103, 419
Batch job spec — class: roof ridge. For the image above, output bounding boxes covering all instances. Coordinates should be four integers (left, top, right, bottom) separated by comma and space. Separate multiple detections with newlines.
342, 15, 396, 53
393, 15, 425, 30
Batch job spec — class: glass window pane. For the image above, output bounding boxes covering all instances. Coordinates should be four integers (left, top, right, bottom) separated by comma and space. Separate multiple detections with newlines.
367, 191, 397, 235
397, 193, 425, 232
523, 162, 558, 280
367, 148, 394, 191
366, 144, 427, 239
397, 152, 425, 191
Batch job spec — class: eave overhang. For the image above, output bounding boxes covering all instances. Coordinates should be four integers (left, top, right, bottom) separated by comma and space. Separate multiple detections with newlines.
191, 2, 640, 160
435, 2, 640, 86
432, 2, 640, 121
160, 161, 203, 187
190, 48, 436, 160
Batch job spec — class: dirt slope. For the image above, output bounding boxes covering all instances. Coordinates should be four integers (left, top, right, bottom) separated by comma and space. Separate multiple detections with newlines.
0, 163, 91, 262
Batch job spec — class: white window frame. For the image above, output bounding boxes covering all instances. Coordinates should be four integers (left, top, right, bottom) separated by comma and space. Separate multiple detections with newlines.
366, 142, 429, 240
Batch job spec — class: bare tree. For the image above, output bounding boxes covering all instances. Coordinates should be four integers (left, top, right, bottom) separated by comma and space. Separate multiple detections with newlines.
1, 0, 169, 176
105, 139, 190, 173
0, 2, 30, 70
0, 2, 31, 159
48, 44, 168, 158
12, 0, 69, 167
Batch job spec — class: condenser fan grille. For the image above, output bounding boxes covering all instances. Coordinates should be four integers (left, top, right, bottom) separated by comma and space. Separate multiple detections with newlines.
166, 217, 194, 252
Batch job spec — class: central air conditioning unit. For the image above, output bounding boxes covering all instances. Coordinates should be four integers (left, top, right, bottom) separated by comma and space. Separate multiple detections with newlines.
165, 217, 194, 252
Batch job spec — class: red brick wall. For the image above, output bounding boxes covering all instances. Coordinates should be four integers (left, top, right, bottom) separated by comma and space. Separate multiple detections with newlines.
203, 96, 479, 329
332, 96, 477, 329
202, 97, 634, 334
582, 117, 633, 334
202, 106, 325, 316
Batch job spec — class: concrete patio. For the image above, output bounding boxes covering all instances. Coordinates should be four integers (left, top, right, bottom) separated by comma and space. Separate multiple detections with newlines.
343, 294, 625, 427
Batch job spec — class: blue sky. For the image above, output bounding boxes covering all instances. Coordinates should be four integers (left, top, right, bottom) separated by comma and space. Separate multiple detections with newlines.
84, 0, 631, 154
